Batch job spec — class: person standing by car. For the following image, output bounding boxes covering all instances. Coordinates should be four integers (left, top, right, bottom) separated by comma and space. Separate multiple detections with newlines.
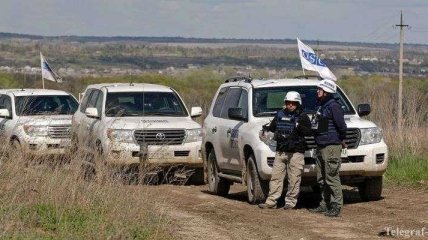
309, 79, 347, 217
258, 91, 312, 210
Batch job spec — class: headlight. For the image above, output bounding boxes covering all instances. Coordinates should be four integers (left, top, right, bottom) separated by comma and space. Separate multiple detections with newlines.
23, 125, 48, 136
107, 129, 134, 143
185, 128, 202, 143
359, 127, 382, 145
260, 130, 276, 147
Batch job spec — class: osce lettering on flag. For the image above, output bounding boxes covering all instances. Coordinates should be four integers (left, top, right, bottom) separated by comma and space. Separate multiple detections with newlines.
40, 52, 62, 83
297, 38, 337, 81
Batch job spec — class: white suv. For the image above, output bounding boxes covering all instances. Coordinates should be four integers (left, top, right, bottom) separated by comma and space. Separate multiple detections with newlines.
0, 89, 78, 156
202, 77, 388, 203
72, 83, 203, 180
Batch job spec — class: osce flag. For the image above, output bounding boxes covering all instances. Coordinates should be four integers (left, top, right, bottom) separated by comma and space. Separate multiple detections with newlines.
297, 38, 337, 81
40, 52, 62, 83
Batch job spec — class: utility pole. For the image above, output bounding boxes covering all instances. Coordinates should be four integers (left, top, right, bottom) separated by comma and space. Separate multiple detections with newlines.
395, 11, 409, 134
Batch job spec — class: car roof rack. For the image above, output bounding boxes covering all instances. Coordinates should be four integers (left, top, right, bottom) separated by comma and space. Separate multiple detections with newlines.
224, 76, 252, 83
294, 75, 324, 80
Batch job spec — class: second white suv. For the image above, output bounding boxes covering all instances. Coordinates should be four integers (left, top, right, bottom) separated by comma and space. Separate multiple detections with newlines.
72, 83, 204, 181
202, 77, 388, 204
0, 89, 78, 156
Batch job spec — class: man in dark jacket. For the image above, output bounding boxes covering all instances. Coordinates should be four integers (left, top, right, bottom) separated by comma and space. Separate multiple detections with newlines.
309, 79, 347, 217
259, 91, 312, 209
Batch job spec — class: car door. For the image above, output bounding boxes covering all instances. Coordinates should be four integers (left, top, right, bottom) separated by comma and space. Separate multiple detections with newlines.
0, 94, 15, 140
204, 87, 229, 169
74, 89, 93, 142
217, 87, 247, 172
81, 89, 103, 146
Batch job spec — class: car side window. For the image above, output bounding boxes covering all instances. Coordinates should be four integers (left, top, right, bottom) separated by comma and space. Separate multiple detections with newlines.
237, 89, 248, 119
220, 87, 242, 119
0, 95, 12, 115
80, 89, 93, 113
212, 87, 228, 118
87, 90, 100, 109
95, 91, 103, 115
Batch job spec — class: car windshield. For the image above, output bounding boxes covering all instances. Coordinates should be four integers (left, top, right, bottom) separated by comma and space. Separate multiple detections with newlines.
15, 95, 78, 116
253, 86, 355, 117
105, 92, 187, 117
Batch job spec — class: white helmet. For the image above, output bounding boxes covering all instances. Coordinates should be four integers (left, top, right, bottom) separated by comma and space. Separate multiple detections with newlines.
284, 91, 302, 105
318, 79, 337, 93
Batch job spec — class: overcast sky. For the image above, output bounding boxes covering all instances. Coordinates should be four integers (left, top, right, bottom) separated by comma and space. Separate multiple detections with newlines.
1, 0, 427, 44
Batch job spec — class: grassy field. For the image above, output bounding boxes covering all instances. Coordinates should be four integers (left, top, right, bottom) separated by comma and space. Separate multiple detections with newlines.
0, 150, 174, 239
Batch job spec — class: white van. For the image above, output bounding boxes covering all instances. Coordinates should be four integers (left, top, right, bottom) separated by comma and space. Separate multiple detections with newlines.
0, 89, 78, 155
72, 83, 203, 180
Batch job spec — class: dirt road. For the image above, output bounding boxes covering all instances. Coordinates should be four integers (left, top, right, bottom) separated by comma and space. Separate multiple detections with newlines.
147, 184, 428, 239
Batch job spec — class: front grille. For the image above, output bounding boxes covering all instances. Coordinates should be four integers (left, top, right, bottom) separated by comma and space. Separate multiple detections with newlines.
48, 125, 71, 139
305, 128, 361, 149
174, 151, 190, 157
376, 153, 385, 164
134, 129, 186, 145
342, 155, 365, 163
267, 157, 275, 167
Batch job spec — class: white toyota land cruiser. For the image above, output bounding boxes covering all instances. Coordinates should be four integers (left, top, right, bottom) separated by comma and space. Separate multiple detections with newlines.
0, 89, 78, 156
202, 77, 388, 204
72, 83, 203, 181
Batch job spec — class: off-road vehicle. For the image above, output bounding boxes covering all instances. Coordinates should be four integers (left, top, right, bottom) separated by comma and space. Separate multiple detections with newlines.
72, 83, 203, 182
202, 77, 388, 203
0, 89, 78, 156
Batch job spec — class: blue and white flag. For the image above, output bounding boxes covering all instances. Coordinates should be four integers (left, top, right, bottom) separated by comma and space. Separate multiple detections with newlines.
297, 38, 337, 81
40, 52, 62, 83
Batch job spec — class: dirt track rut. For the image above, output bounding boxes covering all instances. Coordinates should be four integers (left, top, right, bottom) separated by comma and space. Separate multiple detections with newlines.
146, 184, 428, 239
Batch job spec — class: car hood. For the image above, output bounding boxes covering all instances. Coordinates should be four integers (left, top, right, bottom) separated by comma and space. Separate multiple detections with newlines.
16, 115, 72, 126
105, 117, 201, 130
253, 114, 378, 129
344, 115, 378, 129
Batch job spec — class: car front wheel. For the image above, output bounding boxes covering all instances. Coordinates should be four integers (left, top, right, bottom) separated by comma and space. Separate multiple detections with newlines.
246, 154, 268, 204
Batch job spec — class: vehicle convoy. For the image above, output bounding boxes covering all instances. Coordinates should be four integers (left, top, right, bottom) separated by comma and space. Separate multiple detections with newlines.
0, 89, 78, 156
202, 77, 388, 203
72, 83, 204, 181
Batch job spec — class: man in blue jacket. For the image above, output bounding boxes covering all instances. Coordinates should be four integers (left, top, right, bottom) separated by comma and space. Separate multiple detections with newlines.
309, 79, 347, 217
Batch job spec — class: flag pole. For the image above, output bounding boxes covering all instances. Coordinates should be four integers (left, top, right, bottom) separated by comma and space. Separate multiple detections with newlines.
42, 77, 45, 89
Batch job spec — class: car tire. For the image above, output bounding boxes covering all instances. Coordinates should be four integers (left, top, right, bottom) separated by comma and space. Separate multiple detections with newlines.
358, 176, 383, 201
188, 168, 205, 185
207, 149, 230, 196
11, 139, 24, 160
246, 154, 268, 204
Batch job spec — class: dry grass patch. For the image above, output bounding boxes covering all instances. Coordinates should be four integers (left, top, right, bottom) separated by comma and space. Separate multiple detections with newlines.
0, 150, 174, 239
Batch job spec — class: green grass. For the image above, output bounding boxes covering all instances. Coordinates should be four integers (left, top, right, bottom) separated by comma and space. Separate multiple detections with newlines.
385, 154, 428, 187
0, 203, 168, 239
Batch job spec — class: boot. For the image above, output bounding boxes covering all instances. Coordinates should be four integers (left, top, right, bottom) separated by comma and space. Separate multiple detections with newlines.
283, 204, 297, 210
324, 203, 341, 217
308, 204, 327, 213
258, 202, 277, 209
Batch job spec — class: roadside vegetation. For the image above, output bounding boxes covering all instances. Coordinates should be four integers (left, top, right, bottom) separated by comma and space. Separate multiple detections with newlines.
0, 148, 174, 239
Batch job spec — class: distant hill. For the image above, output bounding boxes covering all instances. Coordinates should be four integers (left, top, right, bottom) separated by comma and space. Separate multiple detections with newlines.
1, 31, 422, 49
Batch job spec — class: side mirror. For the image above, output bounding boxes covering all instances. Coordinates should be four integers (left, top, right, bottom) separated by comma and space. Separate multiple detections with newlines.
358, 104, 371, 117
228, 108, 246, 121
0, 109, 10, 118
190, 107, 203, 117
85, 107, 99, 118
